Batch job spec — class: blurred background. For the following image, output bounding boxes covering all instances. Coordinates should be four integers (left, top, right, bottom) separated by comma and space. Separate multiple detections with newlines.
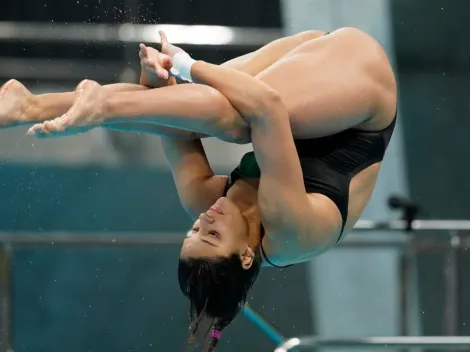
0, 0, 469, 351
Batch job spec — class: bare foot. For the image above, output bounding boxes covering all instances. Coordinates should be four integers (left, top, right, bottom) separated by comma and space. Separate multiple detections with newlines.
0, 79, 34, 128
28, 80, 106, 138
139, 44, 173, 88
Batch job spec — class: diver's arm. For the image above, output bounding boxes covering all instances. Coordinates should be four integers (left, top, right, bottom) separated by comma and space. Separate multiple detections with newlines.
186, 61, 320, 227
161, 137, 227, 220
189, 60, 338, 263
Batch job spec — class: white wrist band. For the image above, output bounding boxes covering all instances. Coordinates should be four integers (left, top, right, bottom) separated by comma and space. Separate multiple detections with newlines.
170, 52, 196, 82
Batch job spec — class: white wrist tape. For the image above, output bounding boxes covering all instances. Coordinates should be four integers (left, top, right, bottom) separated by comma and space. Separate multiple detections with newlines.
170, 52, 196, 82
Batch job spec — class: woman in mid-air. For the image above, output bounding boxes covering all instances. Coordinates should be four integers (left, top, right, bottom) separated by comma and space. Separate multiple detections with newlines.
0, 28, 397, 350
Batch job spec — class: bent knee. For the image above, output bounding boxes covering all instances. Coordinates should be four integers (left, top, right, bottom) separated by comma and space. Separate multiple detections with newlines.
331, 27, 380, 49
294, 27, 377, 55
335, 26, 367, 36
317, 27, 386, 66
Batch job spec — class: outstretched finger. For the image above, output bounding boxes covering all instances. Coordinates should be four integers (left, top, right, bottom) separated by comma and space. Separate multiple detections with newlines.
159, 30, 169, 49
138, 44, 148, 60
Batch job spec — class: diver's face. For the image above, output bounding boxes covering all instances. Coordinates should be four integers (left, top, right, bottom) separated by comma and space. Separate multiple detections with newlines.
180, 197, 253, 264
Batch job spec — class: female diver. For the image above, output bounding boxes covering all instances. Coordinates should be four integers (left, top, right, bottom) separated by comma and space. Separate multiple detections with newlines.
0, 28, 397, 350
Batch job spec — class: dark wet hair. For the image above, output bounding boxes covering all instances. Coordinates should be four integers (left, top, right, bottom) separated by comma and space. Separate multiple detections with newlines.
178, 247, 262, 351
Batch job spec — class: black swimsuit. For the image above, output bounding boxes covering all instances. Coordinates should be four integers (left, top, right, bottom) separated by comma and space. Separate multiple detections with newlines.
223, 115, 397, 268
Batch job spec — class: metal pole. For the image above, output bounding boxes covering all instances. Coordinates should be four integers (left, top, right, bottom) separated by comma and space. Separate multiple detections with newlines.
0, 22, 281, 47
0, 245, 10, 352
399, 249, 410, 336
444, 231, 460, 336
0, 221, 468, 247
0, 223, 470, 248
242, 304, 286, 346
400, 246, 424, 352
353, 220, 470, 231
275, 336, 470, 351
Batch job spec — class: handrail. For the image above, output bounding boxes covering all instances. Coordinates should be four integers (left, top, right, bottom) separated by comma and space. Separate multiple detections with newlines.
0, 232, 183, 247
0, 220, 468, 247
0, 22, 281, 47
354, 219, 470, 231
274, 336, 470, 351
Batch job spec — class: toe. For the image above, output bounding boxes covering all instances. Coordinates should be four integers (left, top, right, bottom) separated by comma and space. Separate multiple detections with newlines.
27, 124, 43, 135
45, 120, 65, 134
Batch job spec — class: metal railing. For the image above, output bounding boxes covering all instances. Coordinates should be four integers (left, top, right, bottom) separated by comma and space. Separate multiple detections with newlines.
0, 219, 469, 352
0, 22, 280, 47
0, 21, 281, 80
274, 336, 470, 351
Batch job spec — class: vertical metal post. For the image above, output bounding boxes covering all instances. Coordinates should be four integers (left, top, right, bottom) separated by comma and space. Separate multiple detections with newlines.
400, 244, 421, 352
399, 249, 409, 336
398, 250, 408, 352
402, 244, 425, 352
444, 231, 460, 336
0, 244, 11, 352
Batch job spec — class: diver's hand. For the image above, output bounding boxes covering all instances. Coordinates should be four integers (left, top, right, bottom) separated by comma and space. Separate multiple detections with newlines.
159, 30, 196, 82
159, 30, 187, 58
139, 43, 173, 87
